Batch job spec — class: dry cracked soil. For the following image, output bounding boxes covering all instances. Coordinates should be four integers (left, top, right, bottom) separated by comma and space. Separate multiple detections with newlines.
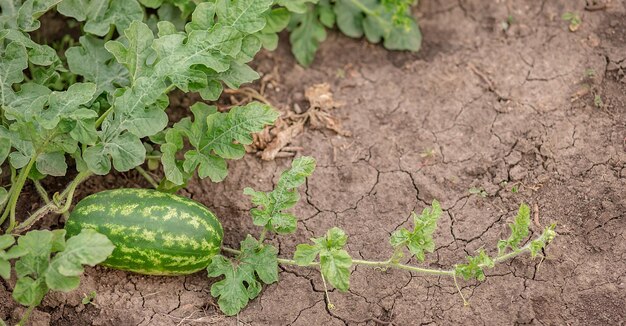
1, 0, 625, 325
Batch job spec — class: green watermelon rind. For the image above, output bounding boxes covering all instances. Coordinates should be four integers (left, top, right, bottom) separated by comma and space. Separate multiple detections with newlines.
65, 188, 223, 276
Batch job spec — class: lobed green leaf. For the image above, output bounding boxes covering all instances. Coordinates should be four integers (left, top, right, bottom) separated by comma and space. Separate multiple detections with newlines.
390, 200, 441, 261
207, 235, 279, 316
293, 227, 353, 291
45, 229, 115, 291
497, 203, 531, 255
244, 156, 316, 234
455, 249, 494, 281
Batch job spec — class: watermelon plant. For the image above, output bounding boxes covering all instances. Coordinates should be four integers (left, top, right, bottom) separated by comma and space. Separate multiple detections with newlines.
0, 0, 555, 323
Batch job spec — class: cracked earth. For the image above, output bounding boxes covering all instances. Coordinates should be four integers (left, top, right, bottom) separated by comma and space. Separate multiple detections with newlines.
1, 0, 625, 325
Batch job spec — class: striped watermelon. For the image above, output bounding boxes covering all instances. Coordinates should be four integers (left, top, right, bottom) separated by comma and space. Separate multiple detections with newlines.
65, 188, 223, 276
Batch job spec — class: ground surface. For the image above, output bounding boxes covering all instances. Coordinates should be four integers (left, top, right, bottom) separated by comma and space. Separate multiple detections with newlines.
1, 0, 625, 325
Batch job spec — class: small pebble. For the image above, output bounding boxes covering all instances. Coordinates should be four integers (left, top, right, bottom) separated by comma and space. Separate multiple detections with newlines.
293, 103, 303, 114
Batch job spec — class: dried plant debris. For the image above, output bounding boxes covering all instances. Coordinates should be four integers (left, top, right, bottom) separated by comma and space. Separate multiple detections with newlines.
247, 83, 351, 160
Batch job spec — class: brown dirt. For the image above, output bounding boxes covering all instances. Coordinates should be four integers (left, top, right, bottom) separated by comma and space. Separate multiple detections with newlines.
2, 0, 626, 325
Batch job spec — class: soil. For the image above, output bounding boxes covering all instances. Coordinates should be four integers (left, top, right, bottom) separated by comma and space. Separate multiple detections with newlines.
2, 0, 626, 325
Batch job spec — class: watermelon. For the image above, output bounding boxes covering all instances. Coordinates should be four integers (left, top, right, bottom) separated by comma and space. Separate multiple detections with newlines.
65, 188, 223, 276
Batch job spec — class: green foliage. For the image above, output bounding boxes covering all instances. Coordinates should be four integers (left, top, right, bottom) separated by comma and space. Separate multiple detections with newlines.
529, 223, 557, 258
287, 0, 421, 66
294, 227, 353, 291
288, 0, 334, 66
455, 249, 494, 281
0, 0, 288, 232
207, 156, 316, 315
497, 203, 530, 254
390, 200, 441, 261
1, 229, 113, 306
469, 186, 488, 197
561, 12, 581, 31
207, 236, 279, 316
159, 102, 278, 187
0, 234, 26, 279
244, 156, 316, 234
81, 290, 97, 305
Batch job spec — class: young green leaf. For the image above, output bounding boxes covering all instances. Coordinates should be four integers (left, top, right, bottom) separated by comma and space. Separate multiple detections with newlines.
162, 102, 278, 185
207, 235, 278, 316
45, 229, 115, 291
293, 244, 320, 266
244, 156, 316, 234
497, 203, 531, 255
455, 249, 494, 281
207, 255, 262, 316
293, 227, 353, 291
66, 35, 129, 96
390, 200, 441, 261
10, 229, 113, 306
82, 0, 144, 37
334, 0, 421, 51
238, 236, 279, 284
288, 3, 330, 66
277, 0, 320, 14
39, 82, 97, 129
529, 223, 557, 258
0, 235, 27, 279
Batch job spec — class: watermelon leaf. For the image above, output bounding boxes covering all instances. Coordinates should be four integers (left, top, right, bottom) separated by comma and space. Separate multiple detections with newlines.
8, 229, 113, 306
45, 229, 115, 291
454, 250, 494, 281
161, 102, 278, 185
389, 200, 441, 262
207, 235, 278, 316
244, 156, 316, 234
293, 227, 352, 291
497, 203, 531, 255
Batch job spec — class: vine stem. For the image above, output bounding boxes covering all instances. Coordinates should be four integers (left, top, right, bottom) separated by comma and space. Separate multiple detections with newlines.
222, 237, 543, 278
221, 247, 455, 276
94, 107, 113, 128
12, 171, 92, 234
0, 154, 37, 232
17, 306, 34, 326
33, 180, 50, 204
135, 166, 159, 189
258, 228, 268, 243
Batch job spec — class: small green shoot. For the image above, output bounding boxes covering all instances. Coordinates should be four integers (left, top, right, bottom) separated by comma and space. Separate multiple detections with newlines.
469, 187, 488, 198
562, 12, 582, 32
81, 291, 97, 305
497, 203, 531, 255
389, 200, 442, 261
501, 15, 514, 31
584, 68, 596, 78
420, 148, 437, 158
594, 94, 604, 108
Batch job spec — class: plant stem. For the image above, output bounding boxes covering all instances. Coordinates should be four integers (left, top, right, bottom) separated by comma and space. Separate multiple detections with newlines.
0, 155, 37, 232
320, 272, 335, 310
94, 107, 113, 129
12, 171, 92, 234
258, 228, 267, 243
55, 171, 91, 214
221, 247, 455, 276
453, 272, 469, 306
33, 180, 50, 204
103, 26, 116, 42
135, 166, 159, 189
17, 306, 34, 326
